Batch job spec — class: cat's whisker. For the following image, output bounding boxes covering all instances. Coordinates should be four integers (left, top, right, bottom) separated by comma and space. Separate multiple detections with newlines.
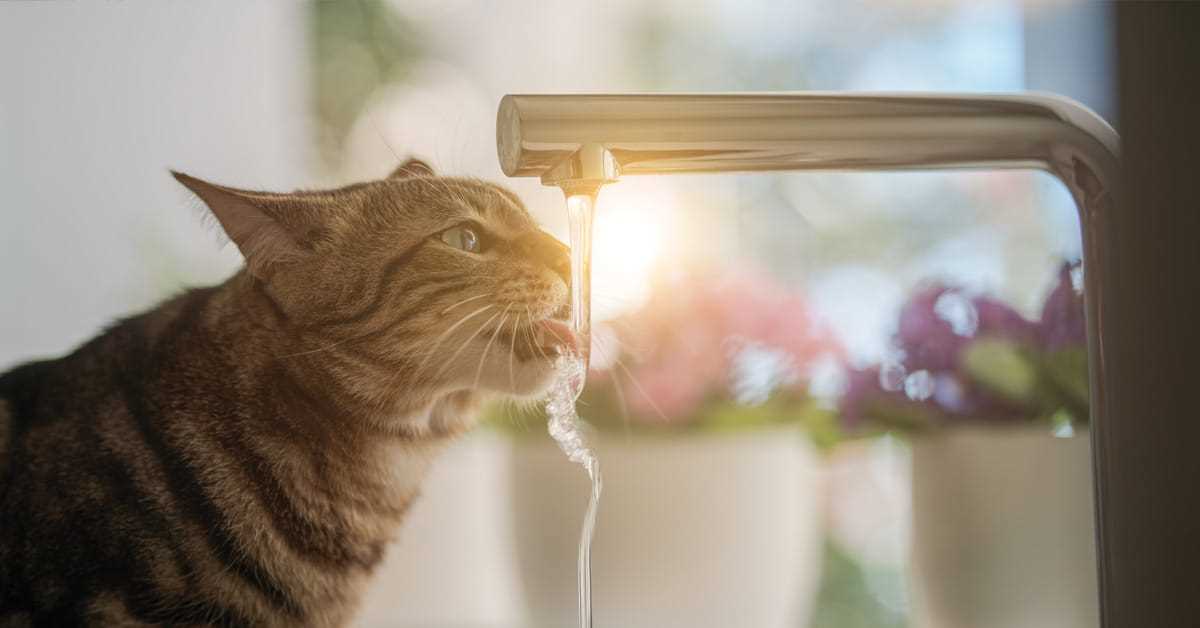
507, 312, 521, 392
388, 337, 467, 392
589, 337, 632, 438
473, 306, 511, 391
420, 176, 465, 209
276, 333, 363, 359
413, 303, 494, 375
608, 353, 671, 426
370, 115, 404, 169
522, 304, 552, 364
431, 309, 503, 382
440, 292, 492, 315
400, 304, 496, 391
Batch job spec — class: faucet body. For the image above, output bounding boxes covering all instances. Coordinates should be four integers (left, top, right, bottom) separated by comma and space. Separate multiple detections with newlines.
497, 92, 1116, 194
498, 92, 1119, 622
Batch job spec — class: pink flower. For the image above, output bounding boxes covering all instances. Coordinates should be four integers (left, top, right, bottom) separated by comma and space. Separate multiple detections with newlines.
626, 359, 710, 422
592, 264, 841, 424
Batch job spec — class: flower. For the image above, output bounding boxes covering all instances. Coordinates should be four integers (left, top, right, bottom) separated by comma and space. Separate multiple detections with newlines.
838, 366, 887, 430
1039, 261, 1086, 351
897, 284, 1038, 372
839, 263, 1089, 434
587, 263, 841, 428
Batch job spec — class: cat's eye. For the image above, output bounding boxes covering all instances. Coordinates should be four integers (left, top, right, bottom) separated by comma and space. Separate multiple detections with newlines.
440, 225, 482, 253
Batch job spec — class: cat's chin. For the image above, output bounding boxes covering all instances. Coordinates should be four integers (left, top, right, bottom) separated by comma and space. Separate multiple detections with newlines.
462, 353, 560, 400
439, 322, 572, 398
500, 359, 561, 399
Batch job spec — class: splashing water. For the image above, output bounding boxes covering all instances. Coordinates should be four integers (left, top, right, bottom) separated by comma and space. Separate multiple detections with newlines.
545, 354, 601, 628
544, 192, 602, 628
546, 356, 595, 467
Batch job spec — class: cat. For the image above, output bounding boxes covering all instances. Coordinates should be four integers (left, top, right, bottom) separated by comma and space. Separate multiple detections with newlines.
0, 159, 574, 627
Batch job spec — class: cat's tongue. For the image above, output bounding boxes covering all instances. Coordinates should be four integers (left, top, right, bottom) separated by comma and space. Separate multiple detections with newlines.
538, 319, 579, 356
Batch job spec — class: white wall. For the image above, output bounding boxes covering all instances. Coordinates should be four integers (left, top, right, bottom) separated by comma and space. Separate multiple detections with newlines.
0, 1, 310, 369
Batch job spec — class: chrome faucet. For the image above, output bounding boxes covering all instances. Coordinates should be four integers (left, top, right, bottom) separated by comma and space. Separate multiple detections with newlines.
496, 93, 1116, 204
495, 91, 1120, 618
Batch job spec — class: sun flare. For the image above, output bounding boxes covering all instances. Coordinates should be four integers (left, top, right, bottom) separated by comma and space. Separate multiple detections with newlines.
589, 183, 673, 322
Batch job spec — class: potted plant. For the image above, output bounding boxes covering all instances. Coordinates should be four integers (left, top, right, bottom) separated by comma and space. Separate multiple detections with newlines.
493, 264, 841, 628
838, 261, 1096, 628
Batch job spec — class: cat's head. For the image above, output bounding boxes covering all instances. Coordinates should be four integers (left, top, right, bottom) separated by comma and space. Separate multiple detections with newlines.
173, 160, 573, 411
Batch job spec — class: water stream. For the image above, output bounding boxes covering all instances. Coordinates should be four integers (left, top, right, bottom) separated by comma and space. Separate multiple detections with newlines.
543, 192, 602, 628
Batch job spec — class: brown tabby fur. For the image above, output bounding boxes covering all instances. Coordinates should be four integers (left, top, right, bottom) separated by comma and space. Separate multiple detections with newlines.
0, 160, 571, 627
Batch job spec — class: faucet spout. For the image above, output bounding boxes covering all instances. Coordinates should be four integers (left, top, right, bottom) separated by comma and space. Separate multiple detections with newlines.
495, 92, 1118, 201
541, 143, 620, 197
497, 96, 620, 197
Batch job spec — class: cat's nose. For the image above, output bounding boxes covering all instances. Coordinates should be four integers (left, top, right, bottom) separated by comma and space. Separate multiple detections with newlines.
515, 231, 571, 286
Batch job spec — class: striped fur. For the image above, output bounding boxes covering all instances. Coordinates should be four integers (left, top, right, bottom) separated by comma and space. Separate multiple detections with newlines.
0, 162, 570, 626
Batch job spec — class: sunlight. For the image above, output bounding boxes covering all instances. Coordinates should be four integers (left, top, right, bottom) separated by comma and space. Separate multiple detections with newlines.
589, 182, 673, 322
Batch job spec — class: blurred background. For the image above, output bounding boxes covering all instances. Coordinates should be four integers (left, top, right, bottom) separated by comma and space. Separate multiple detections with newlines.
0, 1, 1112, 627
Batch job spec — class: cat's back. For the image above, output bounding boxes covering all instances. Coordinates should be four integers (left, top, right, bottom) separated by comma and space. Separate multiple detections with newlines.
0, 312, 148, 497
0, 288, 231, 625
0, 287, 207, 489
0, 358, 63, 495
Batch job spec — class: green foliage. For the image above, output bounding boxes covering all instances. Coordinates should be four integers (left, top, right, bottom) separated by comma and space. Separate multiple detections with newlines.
484, 391, 843, 451
963, 339, 1091, 426
810, 540, 910, 628
311, 1, 425, 167
962, 338, 1040, 403
1043, 347, 1090, 409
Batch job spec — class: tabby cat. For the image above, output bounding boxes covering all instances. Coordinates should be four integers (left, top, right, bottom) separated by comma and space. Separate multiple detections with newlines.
0, 160, 575, 626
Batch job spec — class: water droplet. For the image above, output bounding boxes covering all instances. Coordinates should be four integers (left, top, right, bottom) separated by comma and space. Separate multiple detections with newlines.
1051, 408, 1077, 438
932, 373, 966, 411
935, 290, 979, 337
904, 369, 935, 401
1070, 264, 1085, 295
879, 361, 907, 391
545, 356, 597, 468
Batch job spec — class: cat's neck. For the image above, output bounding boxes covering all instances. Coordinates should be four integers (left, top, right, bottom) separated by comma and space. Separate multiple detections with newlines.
174, 272, 482, 522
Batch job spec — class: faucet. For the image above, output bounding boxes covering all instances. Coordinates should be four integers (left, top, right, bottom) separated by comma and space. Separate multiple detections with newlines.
496, 92, 1116, 205
495, 91, 1120, 618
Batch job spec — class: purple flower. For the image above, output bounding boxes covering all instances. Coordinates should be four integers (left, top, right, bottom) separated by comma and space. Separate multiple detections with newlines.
929, 370, 1029, 422
1039, 261, 1087, 351
835, 366, 940, 430
837, 261, 1093, 434
838, 366, 885, 430
896, 284, 1038, 372
837, 364, 1029, 433
975, 296, 1040, 344
896, 285, 967, 371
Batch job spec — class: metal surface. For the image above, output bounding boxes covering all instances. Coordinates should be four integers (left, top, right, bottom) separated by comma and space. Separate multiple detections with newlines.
1105, 6, 1200, 627
497, 92, 1117, 189
497, 91, 1120, 625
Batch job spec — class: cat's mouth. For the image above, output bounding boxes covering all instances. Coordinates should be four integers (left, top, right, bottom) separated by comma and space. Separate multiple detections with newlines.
496, 318, 578, 362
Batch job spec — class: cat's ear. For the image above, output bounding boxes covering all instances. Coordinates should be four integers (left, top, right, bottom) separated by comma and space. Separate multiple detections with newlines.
389, 158, 435, 180
172, 171, 328, 278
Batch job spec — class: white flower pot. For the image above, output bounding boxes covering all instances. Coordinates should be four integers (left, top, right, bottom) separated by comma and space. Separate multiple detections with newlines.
910, 426, 1099, 628
508, 427, 823, 628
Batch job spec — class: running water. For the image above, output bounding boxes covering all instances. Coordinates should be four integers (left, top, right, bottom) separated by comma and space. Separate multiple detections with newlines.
566, 193, 595, 370
543, 192, 602, 628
